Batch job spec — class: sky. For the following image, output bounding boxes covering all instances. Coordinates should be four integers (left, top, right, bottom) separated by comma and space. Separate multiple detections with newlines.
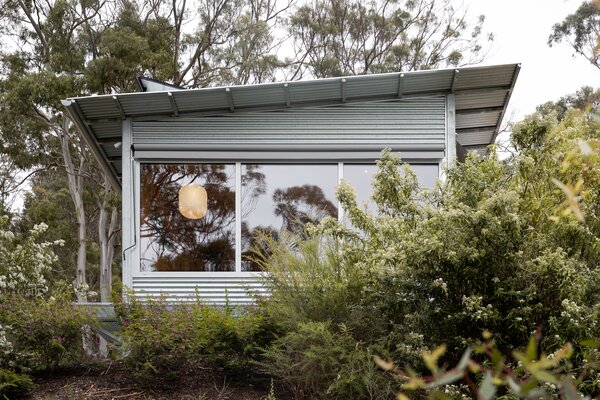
459, 0, 598, 125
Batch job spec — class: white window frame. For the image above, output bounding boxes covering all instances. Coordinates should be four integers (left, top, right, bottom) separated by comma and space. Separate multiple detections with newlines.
131, 158, 440, 279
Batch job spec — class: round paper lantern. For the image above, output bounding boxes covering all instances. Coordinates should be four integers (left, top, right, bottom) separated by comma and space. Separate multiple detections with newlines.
178, 184, 208, 219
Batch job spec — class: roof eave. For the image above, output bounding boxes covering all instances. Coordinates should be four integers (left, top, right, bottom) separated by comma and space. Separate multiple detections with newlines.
491, 63, 521, 146
61, 99, 122, 195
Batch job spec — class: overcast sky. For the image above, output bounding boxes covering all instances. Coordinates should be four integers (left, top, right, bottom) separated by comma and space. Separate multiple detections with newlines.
460, 0, 598, 123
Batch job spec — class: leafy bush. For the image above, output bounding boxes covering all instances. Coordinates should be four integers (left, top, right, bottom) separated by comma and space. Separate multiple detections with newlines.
0, 216, 92, 373
376, 333, 600, 400
0, 217, 61, 298
0, 368, 35, 399
261, 321, 394, 400
255, 110, 600, 398
252, 232, 380, 338
116, 295, 279, 386
0, 290, 96, 370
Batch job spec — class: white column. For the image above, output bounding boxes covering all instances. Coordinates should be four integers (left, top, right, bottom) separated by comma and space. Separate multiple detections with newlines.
121, 119, 135, 298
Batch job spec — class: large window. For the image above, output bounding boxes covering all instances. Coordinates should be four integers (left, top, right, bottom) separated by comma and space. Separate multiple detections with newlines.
343, 164, 439, 210
241, 164, 338, 271
140, 164, 236, 272
139, 162, 438, 272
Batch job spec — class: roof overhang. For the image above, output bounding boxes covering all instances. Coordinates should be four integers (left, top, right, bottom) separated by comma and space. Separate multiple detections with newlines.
62, 63, 521, 194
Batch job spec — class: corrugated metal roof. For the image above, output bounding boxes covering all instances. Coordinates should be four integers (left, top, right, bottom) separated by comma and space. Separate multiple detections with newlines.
62, 63, 520, 192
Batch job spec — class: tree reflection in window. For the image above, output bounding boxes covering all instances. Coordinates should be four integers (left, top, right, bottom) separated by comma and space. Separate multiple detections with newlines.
241, 164, 338, 271
140, 164, 236, 272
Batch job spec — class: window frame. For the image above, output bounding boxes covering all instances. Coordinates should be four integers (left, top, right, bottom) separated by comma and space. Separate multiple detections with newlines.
133, 157, 441, 277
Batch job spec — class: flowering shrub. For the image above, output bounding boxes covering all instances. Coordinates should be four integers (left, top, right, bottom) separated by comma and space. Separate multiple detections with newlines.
0, 291, 96, 370
0, 216, 93, 373
255, 110, 600, 397
0, 217, 62, 298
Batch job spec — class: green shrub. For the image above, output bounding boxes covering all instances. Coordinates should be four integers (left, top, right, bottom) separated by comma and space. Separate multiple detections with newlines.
116, 295, 278, 386
0, 218, 62, 299
0, 291, 96, 370
254, 112, 600, 397
252, 232, 381, 338
0, 368, 35, 399
376, 333, 600, 400
260, 321, 393, 400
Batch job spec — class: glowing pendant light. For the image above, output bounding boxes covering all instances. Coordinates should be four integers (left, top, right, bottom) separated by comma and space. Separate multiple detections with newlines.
178, 183, 208, 219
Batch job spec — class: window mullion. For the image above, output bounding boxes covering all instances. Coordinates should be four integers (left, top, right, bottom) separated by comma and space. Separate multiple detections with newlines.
235, 162, 242, 273
338, 162, 344, 222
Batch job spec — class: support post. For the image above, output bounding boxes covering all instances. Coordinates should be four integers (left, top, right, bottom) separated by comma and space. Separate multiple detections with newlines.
121, 119, 134, 298
446, 94, 457, 168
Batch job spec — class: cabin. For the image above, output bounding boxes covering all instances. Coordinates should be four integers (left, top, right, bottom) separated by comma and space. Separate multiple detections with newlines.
62, 63, 520, 305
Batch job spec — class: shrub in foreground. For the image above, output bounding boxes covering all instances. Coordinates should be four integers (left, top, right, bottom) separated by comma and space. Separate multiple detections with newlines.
0, 291, 96, 371
0, 368, 35, 399
376, 333, 600, 400
260, 321, 394, 400
116, 295, 279, 386
254, 112, 600, 398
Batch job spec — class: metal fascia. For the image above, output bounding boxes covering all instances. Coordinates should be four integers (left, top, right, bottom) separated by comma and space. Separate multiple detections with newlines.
61, 99, 122, 195
491, 63, 521, 144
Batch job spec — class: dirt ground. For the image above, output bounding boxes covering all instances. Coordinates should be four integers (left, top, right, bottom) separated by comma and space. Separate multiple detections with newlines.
27, 361, 278, 400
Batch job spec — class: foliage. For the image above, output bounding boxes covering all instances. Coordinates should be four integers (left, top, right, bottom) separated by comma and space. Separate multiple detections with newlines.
536, 86, 600, 122
255, 110, 600, 398
0, 216, 61, 299
115, 295, 279, 386
17, 171, 102, 292
549, 0, 600, 69
260, 321, 393, 400
287, 0, 492, 79
0, 289, 97, 371
0, 368, 35, 399
375, 333, 600, 400
0, 215, 88, 372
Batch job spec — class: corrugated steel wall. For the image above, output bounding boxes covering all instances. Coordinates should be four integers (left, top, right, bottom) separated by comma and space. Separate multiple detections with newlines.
131, 275, 266, 305
131, 97, 446, 151
130, 96, 446, 304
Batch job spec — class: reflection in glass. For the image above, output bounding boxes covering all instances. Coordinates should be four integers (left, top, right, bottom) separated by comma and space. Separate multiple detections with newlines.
241, 164, 338, 271
343, 164, 439, 210
140, 164, 236, 272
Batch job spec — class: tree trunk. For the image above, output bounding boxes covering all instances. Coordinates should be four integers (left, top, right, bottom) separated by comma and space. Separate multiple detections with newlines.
98, 174, 118, 303
59, 121, 88, 302
96, 174, 119, 358
60, 117, 96, 356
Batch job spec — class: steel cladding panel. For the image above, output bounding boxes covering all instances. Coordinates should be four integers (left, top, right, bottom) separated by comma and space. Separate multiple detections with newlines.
131, 275, 266, 305
130, 96, 446, 303
131, 97, 446, 150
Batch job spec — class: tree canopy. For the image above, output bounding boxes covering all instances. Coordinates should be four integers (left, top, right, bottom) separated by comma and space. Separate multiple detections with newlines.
549, 0, 600, 70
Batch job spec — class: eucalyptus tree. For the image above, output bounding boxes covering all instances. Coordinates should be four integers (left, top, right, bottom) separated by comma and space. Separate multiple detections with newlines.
0, 0, 153, 301
536, 86, 600, 121
549, 0, 600, 70
285, 0, 493, 79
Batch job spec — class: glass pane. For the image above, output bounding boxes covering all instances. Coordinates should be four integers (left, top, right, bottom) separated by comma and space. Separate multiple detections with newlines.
241, 164, 338, 271
343, 163, 439, 210
140, 164, 236, 272
410, 164, 439, 189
